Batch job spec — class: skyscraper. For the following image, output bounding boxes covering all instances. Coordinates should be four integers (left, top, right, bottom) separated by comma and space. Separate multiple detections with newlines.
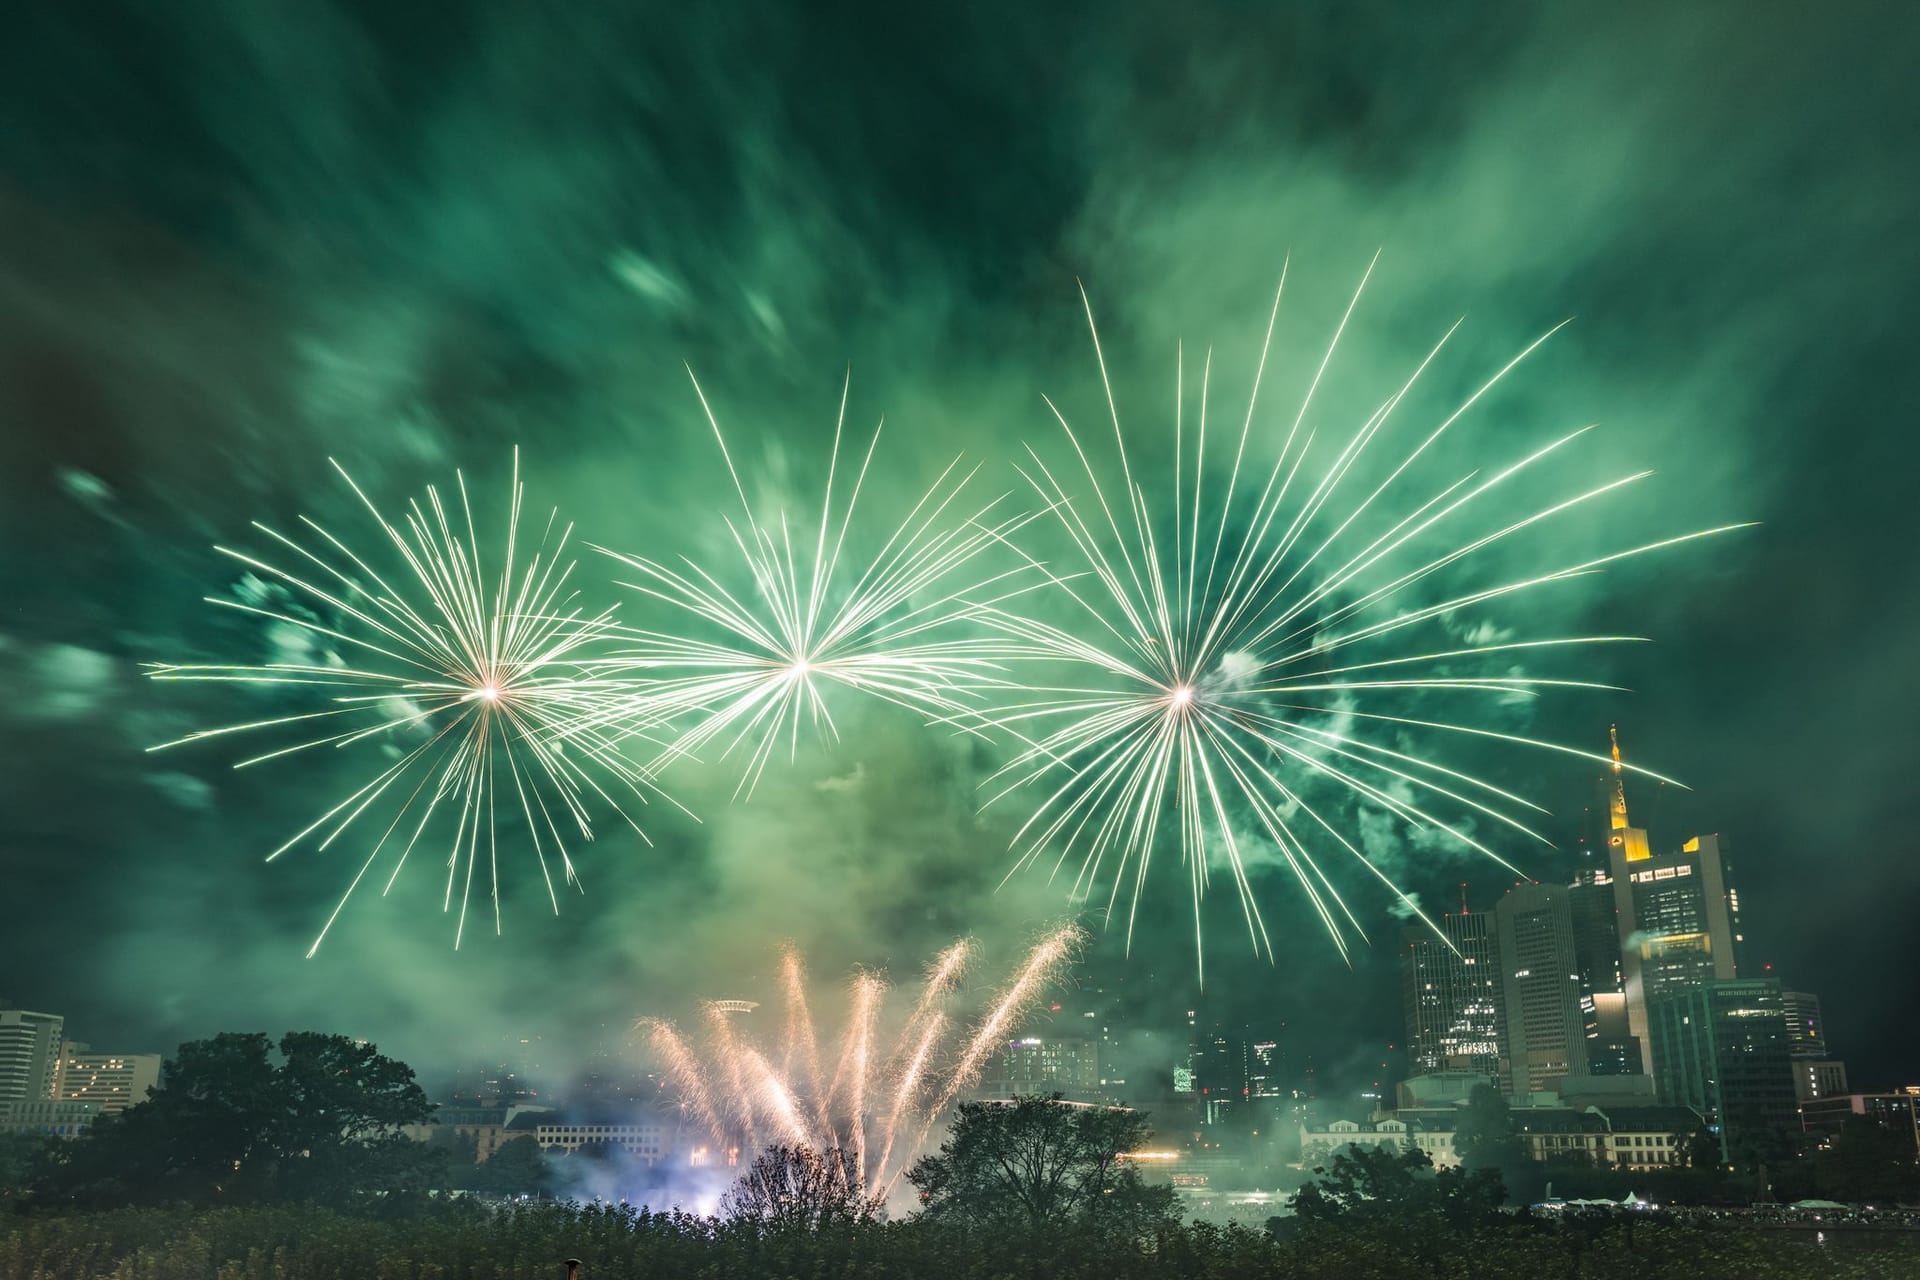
1402, 909, 1505, 1087
1779, 991, 1826, 1057
0, 1008, 65, 1106
1494, 882, 1586, 1097
1603, 729, 1743, 1071
1194, 1025, 1249, 1125
1648, 978, 1796, 1163
1568, 853, 1643, 1076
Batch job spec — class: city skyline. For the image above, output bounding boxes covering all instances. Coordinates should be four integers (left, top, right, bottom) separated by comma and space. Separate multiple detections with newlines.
2, 738, 1901, 1122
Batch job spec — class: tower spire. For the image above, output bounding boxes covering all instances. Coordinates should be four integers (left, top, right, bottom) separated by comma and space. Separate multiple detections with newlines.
1609, 724, 1630, 830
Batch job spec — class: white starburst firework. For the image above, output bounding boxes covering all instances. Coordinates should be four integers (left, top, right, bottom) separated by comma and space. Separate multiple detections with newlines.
149, 451, 681, 953
972, 259, 1747, 975
586, 368, 1037, 797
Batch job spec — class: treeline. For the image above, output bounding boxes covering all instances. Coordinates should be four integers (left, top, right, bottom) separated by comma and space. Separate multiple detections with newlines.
0, 1200, 1907, 1280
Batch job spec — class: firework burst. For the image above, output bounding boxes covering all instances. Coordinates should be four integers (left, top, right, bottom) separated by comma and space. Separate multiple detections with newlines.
148, 451, 681, 954
971, 259, 1748, 975
580, 369, 1040, 798
640, 924, 1082, 1197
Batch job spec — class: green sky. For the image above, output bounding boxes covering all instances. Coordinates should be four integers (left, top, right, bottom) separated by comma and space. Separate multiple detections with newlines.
1, 1, 1915, 1094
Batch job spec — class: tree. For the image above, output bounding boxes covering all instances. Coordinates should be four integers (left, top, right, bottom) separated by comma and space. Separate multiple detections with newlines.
30, 1031, 438, 1208
471, 1134, 555, 1198
1287, 1143, 1504, 1230
1452, 1084, 1536, 1200
907, 1095, 1178, 1236
1818, 1114, 1920, 1203
0, 1133, 47, 1203
1453, 1085, 1525, 1170
721, 1145, 881, 1228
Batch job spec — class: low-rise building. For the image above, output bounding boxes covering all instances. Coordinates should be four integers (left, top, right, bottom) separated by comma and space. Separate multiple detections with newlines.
1298, 1116, 1460, 1168
533, 1118, 672, 1164
0, 1098, 102, 1139
1510, 1104, 1700, 1170
54, 1044, 162, 1114
1791, 1059, 1849, 1104
1799, 1088, 1920, 1155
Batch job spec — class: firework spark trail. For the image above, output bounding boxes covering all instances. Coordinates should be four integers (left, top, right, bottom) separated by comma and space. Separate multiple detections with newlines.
643, 928, 1077, 1196
705, 1001, 761, 1155
965, 263, 1748, 975
780, 945, 824, 1110
853, 939, 970, 1181
873, 1010, 947, 1183
639, 1019, 726, 1147
931, 924, 1083, 1114
583, 368, 1044, 799
148, 451, 686, 953
741, 1047, 812, 1149
830, 972, 887, 1187
878, 922, 1085, 1199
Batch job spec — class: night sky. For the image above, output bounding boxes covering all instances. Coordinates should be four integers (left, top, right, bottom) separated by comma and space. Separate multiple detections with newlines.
2, 2, 1916, 1096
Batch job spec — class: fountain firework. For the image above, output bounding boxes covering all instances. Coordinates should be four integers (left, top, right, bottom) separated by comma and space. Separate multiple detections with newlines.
639, 924, 1083, 1196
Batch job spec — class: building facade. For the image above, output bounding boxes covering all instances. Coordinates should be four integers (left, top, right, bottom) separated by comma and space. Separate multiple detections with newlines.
1494, 883, 1586, 1097
1791, 1058, 1851, 1105
1298, 1117, 1459, 1169
1509, 1104, 1702, 1171
0, 1009, 65, 1107
532, 1119, 671, 1163
53, 1044, 162, 1114
975, 1036, 1102, 1104
1402, 911, 1506, 1086
1647, 977, 1796, 1163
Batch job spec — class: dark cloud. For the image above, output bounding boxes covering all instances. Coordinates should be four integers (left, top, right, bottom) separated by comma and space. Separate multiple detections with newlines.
1, 0, 1914, 1093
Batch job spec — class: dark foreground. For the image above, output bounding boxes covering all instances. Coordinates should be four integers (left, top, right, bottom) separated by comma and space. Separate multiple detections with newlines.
3, 1203, 1917, 1280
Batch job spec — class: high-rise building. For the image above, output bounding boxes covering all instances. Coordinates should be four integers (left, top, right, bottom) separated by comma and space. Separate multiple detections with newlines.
1602, 730, 1743, 1071
0, 1009, 65, 1106
1494, 883, 1586, 1097
1780, 992, 1827, 1057
53, 1043, 162, 1114
1647, 977, 1796, 1164
1402, 910, 1506, 1087
1247, 1036, 1286, 1098
975, 1036, 1101, 1103
1569, 859, 1644, 1077
1194, 1025, 1249, 1125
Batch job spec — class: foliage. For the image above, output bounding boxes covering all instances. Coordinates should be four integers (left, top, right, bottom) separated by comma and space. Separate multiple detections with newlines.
720, 1144, 881, 1229
0, 1201, 1912, 1280
907, 1095, 1179, 1237
0, 1139, 43, 1205
466, 1135, 557, 1199
1288, 1143, 1505, 1229
1812, 1115, 1920, 1204
1452, 1085, 1526, 1170
27, 1031, 440, 1209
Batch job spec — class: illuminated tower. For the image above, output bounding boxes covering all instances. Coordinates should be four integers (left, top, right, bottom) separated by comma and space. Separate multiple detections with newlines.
1494, 882, 1586, 1097
1604, 729, 1743, 1076
1401, 909, 1506, 1088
